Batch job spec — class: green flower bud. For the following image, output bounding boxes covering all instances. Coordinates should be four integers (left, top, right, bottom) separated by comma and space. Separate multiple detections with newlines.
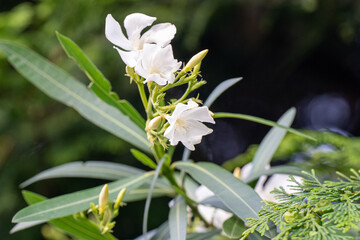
99, 184, 109, 215
114, 188, 126, 210
147, 116, 163, 130
182, 49, 208, 73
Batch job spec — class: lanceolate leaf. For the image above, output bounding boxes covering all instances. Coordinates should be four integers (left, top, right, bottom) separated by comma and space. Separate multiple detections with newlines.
131, 149, 157, 169
186, 229, 222, 240
169, 196, 187, 240
247, 108, 296, 178
222, 216, 245, 239
244, 165, 309, 184
174, 162, 263, 222
56, 32, 145, 129
0, 40, 150, 152
204, 77, 242, 107
12, 172, 154, 222
20, 161, 145, 188
11, 191, 117, 240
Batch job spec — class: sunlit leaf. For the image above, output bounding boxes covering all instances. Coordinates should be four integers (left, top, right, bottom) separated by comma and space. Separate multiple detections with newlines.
12, 172, 154, 222
222, 216, 244, 239
173, 162, 263, 222
131, 149, 157, 169
169, 196, 187, 240
11, 191, 117, 240
56, 32, 145, 129
0, 40, 150, 152
247, 108, 296, 178
204, 77, 242, 107
20, 161, 145, 188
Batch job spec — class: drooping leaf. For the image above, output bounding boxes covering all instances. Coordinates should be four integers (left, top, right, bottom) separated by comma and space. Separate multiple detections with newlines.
214, 112, 316, 141
0, 40, 150, 152
131, 149, 157, 169
169, 196, 187, 240
10, 221, 45, 234
143, 157, 167, 239
186, 229, 222, 240
20, 161, 145, 188
204, 77, 242, 107
247, 108, 296, 178
173, 162, 263, 222
222, 216, 245, 239
11, 191, 117, 240
12, 172, 154, 222
244, 165, 309, 183
56, 32, 145, 129
200, 195, 230, 212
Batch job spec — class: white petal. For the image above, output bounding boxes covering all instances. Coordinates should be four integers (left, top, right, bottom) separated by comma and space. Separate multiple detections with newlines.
171, 102, 193, 120
142, 23, 176, 47
182, 140, 195, 151
141, 44, 157, 69
124, 13, 156, 41
182, 106, 215, 124
114, 47, 138, 67
164, 125, 178, 145
105, 14, 131, 50
134, 62, 149, 79
144, 74, 167, 86
185, 120, 213, 140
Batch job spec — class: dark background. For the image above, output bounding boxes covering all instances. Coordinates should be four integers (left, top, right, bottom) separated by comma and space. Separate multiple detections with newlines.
1, 0, 360, 239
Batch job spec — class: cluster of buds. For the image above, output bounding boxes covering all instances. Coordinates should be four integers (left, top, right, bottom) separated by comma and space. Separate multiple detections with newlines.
89, 184, 126, 234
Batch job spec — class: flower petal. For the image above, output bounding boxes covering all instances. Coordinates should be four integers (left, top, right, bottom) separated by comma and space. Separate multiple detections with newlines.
113, 47, 138, 67
124, 13, 156, 42
142, 23, 177, 47
105, 14, 131, 50
144, 74, 167, 86
182, 106, 215, 124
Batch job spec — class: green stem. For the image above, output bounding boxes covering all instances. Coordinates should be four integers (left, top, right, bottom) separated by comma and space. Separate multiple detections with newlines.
137, 82, 148, 111
214, 112, 316, 141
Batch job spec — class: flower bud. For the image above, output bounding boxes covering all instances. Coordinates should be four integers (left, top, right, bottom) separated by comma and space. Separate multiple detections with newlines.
182, 49, 208, 73
126, 66, 136, 82
147, 116, 162, 130
233, 167, 241, 180
114, 188, 126, 210
99, 184, 109, 215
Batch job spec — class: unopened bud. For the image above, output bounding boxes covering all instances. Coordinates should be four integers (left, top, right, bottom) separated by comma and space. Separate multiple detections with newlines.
126, 66, 136, 81
147, 116, 162, 130
182, 49, 208, 73
99, 184, 109, 215
233, 167, 241, 180
114, 188, 126, 210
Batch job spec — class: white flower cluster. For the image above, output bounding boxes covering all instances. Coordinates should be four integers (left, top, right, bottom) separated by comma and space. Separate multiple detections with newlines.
105, 13, 181, 86
105, 13, 215, 150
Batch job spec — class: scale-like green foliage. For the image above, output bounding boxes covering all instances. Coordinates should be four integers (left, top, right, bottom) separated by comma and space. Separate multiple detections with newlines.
242, 170, 360, 240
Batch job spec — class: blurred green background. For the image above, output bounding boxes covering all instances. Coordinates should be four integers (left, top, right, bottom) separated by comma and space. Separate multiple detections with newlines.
1, 0, 360, 239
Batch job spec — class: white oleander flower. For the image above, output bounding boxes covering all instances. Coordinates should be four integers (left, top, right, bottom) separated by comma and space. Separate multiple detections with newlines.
105, 13, 176, 67
135, 44, 181, 85
164, 100, 215, 150
241, 163, 303, 202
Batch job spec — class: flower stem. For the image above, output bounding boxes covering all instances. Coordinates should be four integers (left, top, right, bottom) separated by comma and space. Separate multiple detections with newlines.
214, 112, 316, 141
137, 82, 148, 111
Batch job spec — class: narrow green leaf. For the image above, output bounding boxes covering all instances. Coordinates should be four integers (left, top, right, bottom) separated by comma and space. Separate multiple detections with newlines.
244, 165, 310, 183
186, 229, 222, 240
222, 216, 245, 239
204, 77, 242, 107
143, 157, 166, 239
0, 40, 150, 152
124, 187, 175, 202
56, 32, 145, 129
10, 221, 45, 234
14, 191, 117, 240
173, 162, 263, 222
169, 196, 187, 240
12, 172, 154, 222
247, 108, 296, 178
200, 196, 230, 212
214, 112, 316, 141
131, 149, 157, 169
20, 161, 145, 188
